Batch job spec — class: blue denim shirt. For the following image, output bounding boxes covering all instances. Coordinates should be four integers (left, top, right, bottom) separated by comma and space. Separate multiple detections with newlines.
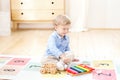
45, 31, 70, 58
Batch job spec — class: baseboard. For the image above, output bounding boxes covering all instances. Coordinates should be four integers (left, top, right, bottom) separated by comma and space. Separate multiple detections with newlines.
89, 28, 120, 30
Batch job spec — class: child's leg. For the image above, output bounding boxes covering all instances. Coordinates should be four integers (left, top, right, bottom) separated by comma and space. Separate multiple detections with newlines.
64, 51, 79, 63
56, 59, 67, 71
40, 56, 58, 65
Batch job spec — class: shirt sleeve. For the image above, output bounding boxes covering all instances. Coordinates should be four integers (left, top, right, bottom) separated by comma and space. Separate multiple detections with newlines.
47, 36, 63, 58
65, 37, 70, 51
65, 44, 70, 51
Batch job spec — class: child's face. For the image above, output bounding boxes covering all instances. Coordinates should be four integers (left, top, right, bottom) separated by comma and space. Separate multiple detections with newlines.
55, 25, 70, 37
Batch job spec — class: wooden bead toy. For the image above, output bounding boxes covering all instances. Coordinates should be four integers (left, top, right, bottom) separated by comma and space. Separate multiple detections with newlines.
40, 62, 58, 74
50, 68, 57, 74
40, 67, 46, 74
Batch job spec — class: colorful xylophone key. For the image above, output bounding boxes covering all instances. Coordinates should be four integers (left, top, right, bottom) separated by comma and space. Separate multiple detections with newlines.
66, 64, 95, 76
79, 64, 95, 71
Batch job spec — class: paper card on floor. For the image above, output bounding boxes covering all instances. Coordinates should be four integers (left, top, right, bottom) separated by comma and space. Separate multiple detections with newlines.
0, 78, 11, 80
81, 60, 91, 66
41, 71, 66, 79
0, 57, 11, 64
24, 62, 41, 71
92, 69, 116, 80
6, 58, 30, 66
93, 60, 114, 69
0, 65, 23, 75
116, 64, 120, 74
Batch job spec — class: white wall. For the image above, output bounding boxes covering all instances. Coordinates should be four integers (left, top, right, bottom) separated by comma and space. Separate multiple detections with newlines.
87, 0, 107, 28
87, 0, 120, 28
70, 0, 120, 29
0, 0, 11, 36
1, 0, 120, 34
106, 0, 120, 28
69, 0, 89, 31
0, 0, 10, 12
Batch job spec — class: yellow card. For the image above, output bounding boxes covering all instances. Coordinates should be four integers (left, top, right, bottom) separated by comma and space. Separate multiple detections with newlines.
93, 60, 114, 69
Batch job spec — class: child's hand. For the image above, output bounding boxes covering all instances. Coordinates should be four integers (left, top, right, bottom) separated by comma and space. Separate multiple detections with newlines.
63, 58, 71, 64
60, 54, 71, 64
59, 53, 65, 59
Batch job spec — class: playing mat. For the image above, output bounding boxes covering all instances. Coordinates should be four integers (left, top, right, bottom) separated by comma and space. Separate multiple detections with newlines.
0, 55, 119, 80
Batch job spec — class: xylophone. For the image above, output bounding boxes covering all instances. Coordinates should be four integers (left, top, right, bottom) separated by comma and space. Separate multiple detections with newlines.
66, 64, 95, 76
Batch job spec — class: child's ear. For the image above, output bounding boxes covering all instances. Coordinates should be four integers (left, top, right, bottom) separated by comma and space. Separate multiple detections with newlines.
54, 26, 57, 30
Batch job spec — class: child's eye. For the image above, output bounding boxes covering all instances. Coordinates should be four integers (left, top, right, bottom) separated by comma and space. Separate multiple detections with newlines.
62, 28, 69, 31
63, 28, 66, 30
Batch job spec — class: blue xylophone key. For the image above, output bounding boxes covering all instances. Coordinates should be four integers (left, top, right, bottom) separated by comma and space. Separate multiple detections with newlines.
70, 67, 82, 73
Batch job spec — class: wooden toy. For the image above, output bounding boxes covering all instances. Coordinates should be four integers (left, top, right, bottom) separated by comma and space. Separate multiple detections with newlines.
66, 64, 95, 76
40, 67, 46, 74
49, 67, 57, 74
40, 62, 58, 74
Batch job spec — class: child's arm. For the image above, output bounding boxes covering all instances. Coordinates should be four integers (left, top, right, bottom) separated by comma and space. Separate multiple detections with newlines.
47, 37, 63, 58
65, 37, 70, 51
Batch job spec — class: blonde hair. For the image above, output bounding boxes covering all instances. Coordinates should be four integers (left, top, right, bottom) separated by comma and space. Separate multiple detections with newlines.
53, 15, 71, 26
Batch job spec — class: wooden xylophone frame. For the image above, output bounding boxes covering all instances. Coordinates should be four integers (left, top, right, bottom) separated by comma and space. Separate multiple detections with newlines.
66, 64, 95, 76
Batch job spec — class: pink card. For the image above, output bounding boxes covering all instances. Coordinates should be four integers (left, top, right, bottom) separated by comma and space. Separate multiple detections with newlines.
7, 58, 30, 66
92, 69, 116, 80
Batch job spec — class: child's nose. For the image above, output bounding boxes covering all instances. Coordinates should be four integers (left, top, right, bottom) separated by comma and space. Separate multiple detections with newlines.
65, 29, 69, 33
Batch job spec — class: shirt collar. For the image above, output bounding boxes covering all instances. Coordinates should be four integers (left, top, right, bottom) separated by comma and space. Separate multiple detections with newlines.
54, 31, 67, 40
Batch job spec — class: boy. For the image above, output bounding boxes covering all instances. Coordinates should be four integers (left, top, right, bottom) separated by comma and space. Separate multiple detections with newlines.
41, 15, 78, 71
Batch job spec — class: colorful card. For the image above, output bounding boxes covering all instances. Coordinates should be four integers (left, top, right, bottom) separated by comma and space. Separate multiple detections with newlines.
92, 69, 116, 80
116, 64, 120, 74
0, 57, 11, 64
24, 62, 41, 71
6, 58, 30, 66
81, 61, 91, 66
41, 71, 66, 78
0, 65, 23, 75
93, 60, 114, 69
